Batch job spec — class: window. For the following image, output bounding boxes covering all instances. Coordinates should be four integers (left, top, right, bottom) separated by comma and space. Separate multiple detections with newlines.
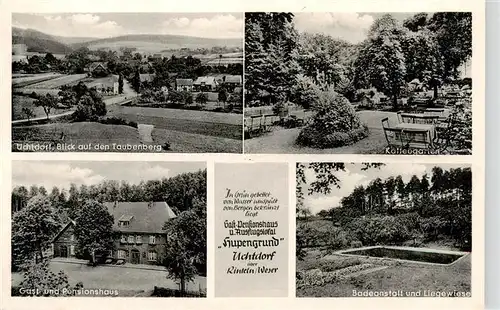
136, 235, 142, 244
117, 250, 126, 259
149, 235, 156, 245
118, 221, 130, 227
128, 235, 134, 244
121, 235, 127, 243
148, 251, 157, 261
70, 245, 75, 256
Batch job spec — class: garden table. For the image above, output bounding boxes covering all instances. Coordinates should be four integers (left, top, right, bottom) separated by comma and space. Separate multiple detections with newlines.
395, 123, 436, 141
400, 113, 440, 124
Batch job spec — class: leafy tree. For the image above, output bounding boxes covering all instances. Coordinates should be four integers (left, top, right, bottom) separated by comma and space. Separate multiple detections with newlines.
17, 260, 83, 296
21, 107, 35, 122
355, 14, 407, 108
163, 210, 206, 295
290, 74, 321, 109
403, 12, 429, 32
34, 94, 59, 119
73, 200, 114, 264
218, 89, 228, 107
195, 92, 208, 106
12, 195, 60, 268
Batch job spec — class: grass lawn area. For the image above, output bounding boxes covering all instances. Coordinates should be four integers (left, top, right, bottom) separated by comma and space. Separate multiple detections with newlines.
12, 73, 63, 87
244, 111, 399, 154
28, 74, 87, 89
12, 261, 206, 295
12, 122, 147, 152
12, 95, 73, 121
297, 249, 471, 297
153, 128, 242, 153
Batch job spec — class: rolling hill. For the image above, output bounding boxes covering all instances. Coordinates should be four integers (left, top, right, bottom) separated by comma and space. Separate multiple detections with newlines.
71, 34, 243, 51
12, 27, 74, 54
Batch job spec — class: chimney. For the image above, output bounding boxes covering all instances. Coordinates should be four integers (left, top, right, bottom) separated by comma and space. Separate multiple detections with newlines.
113, 201, 117, 208
148, 201, 154, 208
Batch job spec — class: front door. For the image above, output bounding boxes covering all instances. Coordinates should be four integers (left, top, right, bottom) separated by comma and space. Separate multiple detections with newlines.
59, 245, 68, 258
131, 249, 140, 264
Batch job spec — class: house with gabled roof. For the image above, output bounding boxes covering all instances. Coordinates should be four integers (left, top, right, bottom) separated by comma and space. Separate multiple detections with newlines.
193, 76, 218, 92
52, 201, 177, 265
175, 78, 194, 92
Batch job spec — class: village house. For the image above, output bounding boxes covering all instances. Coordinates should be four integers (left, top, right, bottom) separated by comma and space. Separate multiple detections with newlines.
87, 62, 108, 77
175, 78, 194, 92
85, 75, 119, 95
51, 201, 177, 265
193, 76, 218, 92
222, 75, 242, 92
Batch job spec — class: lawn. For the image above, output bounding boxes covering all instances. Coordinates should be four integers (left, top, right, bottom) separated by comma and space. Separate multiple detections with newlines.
12, 73, 63, 87
12, 95, 73, 121
108, 105, 243, 152
27, 74, 87, 89
297, 249, 471, 297
153, 127, 242, 153
12, 122, 147, 152
244, 111, 396, 154
12, 260, 207, 296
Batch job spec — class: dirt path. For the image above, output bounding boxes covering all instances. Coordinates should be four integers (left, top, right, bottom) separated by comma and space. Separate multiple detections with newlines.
137, 124, 154, 143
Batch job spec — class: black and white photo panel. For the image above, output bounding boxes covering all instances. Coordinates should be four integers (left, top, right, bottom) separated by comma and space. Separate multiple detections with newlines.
296, 162, 471, 297
244, 12, 472, 155
12, 13, 243, 153
11, 160, 207, 297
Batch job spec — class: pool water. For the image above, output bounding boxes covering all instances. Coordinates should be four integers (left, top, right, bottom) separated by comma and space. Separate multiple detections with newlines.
343, 247, 464, 265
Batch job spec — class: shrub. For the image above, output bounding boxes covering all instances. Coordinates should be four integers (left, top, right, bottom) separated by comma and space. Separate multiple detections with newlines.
296, 90, 369, 148
347, 216, 412, 246
291, 74, 321, 109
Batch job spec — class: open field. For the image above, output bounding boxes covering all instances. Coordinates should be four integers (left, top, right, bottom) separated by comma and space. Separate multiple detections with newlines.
109, 105, 242, 139
12, 260, 206, 295
12, 73, 63, 87
152, 128, 242, 153
297, 249, 471, 297
27, 74, 87, 89
12, 95, 72, 121
12, 122, 145, 152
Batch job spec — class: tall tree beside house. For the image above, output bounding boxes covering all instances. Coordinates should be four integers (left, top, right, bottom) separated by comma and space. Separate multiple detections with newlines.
132, 68, 141, 93
118, 73, 124, 94
11, 195, 60, 269
195, 92, 208, 106
163, 209, 206, 295
218, 88, 228, 107
73, 199, 114, 265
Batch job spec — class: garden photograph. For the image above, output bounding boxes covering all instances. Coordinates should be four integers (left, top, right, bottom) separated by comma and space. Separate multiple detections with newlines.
296, 162, 472, 297
244, 12, 472, 155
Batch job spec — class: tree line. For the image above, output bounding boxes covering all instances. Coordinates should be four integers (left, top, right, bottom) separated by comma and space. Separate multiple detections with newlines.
296, 164, 471, 259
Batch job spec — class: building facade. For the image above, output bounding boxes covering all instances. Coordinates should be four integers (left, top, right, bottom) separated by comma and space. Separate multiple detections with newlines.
52, 201, 177, 265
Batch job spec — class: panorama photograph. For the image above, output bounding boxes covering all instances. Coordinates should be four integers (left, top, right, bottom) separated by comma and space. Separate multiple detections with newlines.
12, 13, 243, 153
244, 12, 472, 155
296, 162, 471, 297
11, 161, 207, 297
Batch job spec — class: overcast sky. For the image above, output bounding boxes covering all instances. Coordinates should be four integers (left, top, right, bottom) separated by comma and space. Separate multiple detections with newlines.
301, 163, 470, 215
12, 161, 206, 190
293, 12, 421, 44
12, 13, 244, 39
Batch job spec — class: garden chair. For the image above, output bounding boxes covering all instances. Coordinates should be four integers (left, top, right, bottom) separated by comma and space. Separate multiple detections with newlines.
381, 117, 405, 148
262, 114, 278, 132
402, 128, 433, 149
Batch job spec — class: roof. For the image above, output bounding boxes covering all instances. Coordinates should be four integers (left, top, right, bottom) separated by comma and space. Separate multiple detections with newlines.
140, 73, 155, 83
89, 62, 107, 72
176, 78, 193, 86
105, 201, 177, 233
52, 219, 76, 243
193, 76, 217, 85
224, 75, 242, 84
